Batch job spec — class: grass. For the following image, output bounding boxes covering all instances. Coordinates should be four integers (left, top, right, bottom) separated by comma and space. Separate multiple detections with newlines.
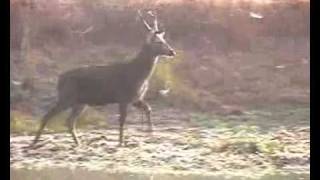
185, 116, 284, 155
10, 111, 38, 134
190, 104, 309, 130
189, 103, 309, 162
10, 108, 108, 135
10, 103, 309, 179
209, 131, 284, 155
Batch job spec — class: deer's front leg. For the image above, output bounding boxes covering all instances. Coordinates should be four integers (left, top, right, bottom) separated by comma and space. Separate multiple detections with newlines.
133, 100, 152, 132
118, 103, 128, 147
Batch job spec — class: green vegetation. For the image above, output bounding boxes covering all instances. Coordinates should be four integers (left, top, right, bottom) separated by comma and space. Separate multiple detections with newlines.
10, 111, 38, 134
190, 104, 310, 130
10, 109, 108, 135
189, 104, 309, 158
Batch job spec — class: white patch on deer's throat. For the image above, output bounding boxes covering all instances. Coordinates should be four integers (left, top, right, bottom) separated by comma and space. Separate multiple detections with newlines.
153, 57, 159, 64
155, 32, 166, 43
135, 81, 149, 101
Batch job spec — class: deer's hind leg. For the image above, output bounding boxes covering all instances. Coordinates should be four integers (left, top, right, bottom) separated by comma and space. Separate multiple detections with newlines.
66, 105, 86, 146
132, 100, 152, 132
118, 103, 128, 147
133, 101, 145, 129
32, 102, 69, 147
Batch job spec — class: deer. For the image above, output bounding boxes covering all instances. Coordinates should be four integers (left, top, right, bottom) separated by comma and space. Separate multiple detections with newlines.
31, 10, 176, 147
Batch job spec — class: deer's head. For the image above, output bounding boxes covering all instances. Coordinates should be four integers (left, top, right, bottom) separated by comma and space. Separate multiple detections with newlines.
138, 10, 176, 58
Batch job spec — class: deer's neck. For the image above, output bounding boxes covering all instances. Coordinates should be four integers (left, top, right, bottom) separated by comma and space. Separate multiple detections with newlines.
130, 46, 158, 82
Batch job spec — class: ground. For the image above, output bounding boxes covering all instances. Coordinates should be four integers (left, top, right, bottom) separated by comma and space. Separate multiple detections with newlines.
10, 104, 310, 180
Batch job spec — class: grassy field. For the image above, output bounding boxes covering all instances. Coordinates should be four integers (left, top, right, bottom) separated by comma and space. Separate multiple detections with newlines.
10, 103, 309, 179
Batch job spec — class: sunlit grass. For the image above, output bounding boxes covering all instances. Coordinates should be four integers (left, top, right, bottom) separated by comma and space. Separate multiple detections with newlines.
10, 111, 38, 134
10, 109, 108, 135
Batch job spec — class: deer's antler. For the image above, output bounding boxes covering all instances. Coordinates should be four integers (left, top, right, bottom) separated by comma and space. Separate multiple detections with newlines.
147, 11, 159, 32
138, 10, 153, 32
138, 10, 160, 32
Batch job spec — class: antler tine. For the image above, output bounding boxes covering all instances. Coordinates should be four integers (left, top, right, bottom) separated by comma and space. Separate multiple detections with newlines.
147, 11, 159, 32
138, 10, 153, 32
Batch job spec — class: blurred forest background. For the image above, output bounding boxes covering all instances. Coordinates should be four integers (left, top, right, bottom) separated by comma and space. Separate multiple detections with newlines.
10, 0, 309, 125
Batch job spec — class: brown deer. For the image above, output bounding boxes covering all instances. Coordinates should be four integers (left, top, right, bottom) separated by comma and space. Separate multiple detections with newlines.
31, 10, 176, 147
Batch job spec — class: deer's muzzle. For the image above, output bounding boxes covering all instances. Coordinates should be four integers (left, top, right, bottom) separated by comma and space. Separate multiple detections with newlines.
168, 49, 176, 57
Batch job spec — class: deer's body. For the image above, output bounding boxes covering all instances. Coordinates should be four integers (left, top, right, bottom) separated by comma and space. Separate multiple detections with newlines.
31, 11, 175, 147
58, 48, 157, 106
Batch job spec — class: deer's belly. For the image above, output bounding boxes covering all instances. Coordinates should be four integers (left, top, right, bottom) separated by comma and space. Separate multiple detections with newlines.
76, 81, 149, 105
78, 93, 117, 105
76, 87, 118, 105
